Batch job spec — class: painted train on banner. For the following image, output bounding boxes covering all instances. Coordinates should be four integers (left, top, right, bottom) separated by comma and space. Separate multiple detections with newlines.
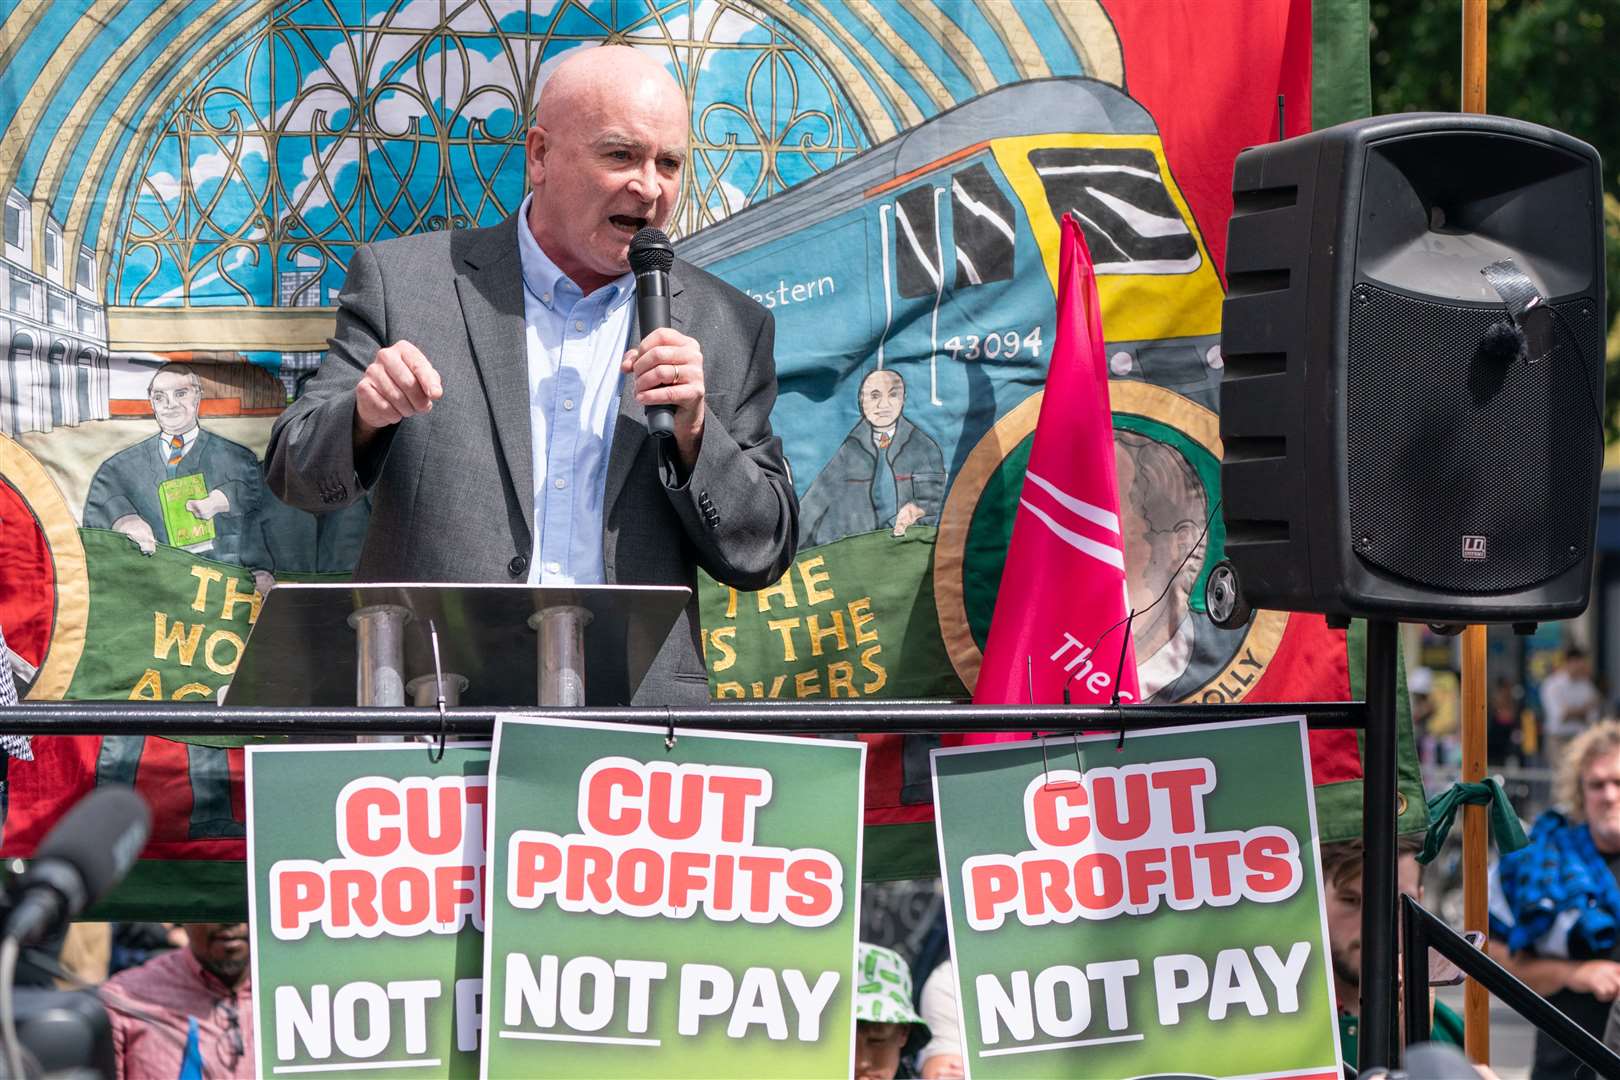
681, 76, 1284, 708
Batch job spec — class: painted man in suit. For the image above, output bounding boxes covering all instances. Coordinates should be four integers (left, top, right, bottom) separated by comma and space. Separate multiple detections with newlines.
799, 368, 945, 548
84, 363, 271, 573
266, 46, 797, 705
86, 361, 270, 835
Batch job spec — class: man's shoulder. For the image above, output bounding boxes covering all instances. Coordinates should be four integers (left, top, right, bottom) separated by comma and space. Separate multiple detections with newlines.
103, 947, 191, 1000
364, 225, 458, 264
365, 217, 514, 269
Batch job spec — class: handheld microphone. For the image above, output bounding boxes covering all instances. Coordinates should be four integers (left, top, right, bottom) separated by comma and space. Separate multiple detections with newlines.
628, 226, 676, 439
4, 786, 150, 947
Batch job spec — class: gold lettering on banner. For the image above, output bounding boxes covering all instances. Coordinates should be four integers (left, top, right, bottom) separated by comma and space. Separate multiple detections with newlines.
204, 629, 245, 676
189, 566, 224, 613
220, 575, 262, 623
153, 612, 204, 666
714, 554, 894, 700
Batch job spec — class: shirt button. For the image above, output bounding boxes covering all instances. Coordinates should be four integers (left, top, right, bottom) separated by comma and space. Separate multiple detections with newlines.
545, 561, 561, 575
542, 292, 551, 304
573, 320, 584, 332
554, 477, 566, 489
563, 399, 575, 411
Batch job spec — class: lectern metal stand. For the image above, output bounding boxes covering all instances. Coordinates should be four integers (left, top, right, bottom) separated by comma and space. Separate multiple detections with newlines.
227, 583, 690, 715
348, 604, 411, 707
529, 606, 593, 707
347, 602, 412, 743
406, 673, 468, 708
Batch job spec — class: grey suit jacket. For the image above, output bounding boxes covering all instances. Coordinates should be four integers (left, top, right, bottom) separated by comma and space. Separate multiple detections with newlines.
265, 215, 798, 704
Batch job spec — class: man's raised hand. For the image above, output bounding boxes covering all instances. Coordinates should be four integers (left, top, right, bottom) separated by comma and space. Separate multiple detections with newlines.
622, 327, 706, 466
355, 340, 444, 441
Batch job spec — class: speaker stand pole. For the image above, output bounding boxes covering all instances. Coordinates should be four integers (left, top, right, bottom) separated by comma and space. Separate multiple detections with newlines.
1359, 618, 1401, 1072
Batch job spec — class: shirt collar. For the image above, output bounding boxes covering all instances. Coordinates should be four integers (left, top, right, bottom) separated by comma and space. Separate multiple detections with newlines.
160, 425, 200, 448
515, 193, 635, 315
181, 945, 251, 998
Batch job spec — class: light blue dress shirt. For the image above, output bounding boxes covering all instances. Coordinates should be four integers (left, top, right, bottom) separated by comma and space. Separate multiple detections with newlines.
514, 195, 636, 585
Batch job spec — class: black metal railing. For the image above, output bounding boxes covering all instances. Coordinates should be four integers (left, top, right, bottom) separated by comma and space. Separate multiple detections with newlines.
1401, 894, 1620, 1077
0, 699, 1365, 736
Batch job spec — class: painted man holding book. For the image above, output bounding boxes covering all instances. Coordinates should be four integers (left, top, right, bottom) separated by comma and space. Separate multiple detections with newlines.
84, 362, 270, 571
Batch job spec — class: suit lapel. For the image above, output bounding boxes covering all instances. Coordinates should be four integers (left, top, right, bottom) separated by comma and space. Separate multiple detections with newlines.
455, 218, 533, 538
603, 264, 687, 518
179, 429, 206, 471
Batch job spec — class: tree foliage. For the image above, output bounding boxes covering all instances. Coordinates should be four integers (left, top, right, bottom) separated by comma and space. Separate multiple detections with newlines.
1369, 0, 1620, 436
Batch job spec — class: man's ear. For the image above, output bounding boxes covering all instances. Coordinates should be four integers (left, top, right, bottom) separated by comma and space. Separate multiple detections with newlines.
525, 126, 548, 184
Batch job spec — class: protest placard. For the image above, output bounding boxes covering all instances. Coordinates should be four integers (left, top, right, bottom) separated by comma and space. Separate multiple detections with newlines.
932, 717, 1341, 1079
246, 742, 490, 1078
481, 717, 864, 1078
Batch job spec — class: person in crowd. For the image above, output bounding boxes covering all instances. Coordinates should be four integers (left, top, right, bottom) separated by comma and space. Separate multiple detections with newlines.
57, 922, 110, 987
101, 921, 252, 1079
265, 45, 796, 705
110, 921, 187, 976
915, 959, 964, 1079
1321, 834, 1464, 1068
0, 620, 62, 989
1540, 647, 1600, 766
1490, 674, 1525, 766
1409, 665, 1441, 763
0, 622, 30, 838
1491, 720, 1620, 1079
855, 942, 929, 1080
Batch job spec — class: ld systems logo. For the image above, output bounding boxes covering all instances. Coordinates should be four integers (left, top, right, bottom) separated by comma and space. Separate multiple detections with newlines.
1462, 535, 1488, 561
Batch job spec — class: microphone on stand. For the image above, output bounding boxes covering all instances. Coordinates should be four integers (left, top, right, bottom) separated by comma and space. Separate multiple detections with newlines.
4, 786, 151, 949
628, 226, 677, 440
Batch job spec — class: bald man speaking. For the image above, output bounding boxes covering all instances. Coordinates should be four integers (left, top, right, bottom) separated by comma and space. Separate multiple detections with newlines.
265, 47, 798, 705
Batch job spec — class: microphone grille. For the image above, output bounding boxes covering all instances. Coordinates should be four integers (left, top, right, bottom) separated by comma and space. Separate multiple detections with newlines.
37, 785, 151, 898
628, 226, 674, 274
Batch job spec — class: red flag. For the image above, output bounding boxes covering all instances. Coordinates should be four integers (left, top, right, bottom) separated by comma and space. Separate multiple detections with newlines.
970, 214, 1139, 725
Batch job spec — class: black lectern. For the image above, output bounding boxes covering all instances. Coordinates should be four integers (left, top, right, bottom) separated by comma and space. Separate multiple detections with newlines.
226, 583, 690, 708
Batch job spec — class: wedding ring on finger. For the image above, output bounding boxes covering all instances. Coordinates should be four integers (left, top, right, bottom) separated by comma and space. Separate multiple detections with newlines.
664, 363, 681, 385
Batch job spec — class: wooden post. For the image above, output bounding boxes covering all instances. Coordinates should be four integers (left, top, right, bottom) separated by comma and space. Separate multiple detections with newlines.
1459, 0, 1491, 1063
1462, 0, 1488, 115
1460, 624, 1490, 1063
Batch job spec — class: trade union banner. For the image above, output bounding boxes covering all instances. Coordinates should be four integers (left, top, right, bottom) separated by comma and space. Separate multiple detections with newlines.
246, 741, 492, 1078
0, 1, 1424, 919
931, 718, 1340, 1080
481, 716, 864, 1078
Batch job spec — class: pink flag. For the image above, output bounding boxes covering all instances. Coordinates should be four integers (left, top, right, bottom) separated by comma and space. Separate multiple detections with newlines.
968, 214, 1140, 727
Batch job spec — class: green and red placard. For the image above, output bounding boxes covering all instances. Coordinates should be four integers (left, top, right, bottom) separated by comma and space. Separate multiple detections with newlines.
932, 717, 1341, 1080
247, 742, 490, 1078
481, 717, 865, 1078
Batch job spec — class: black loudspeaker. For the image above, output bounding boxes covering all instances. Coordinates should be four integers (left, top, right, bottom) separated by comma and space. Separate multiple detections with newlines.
1217, 112, 1605, 624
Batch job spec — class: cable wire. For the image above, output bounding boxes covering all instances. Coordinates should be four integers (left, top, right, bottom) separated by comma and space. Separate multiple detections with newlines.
1, 935, 25, 1080
21, 948, 191, 1049
1063, 495, 1224, 705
